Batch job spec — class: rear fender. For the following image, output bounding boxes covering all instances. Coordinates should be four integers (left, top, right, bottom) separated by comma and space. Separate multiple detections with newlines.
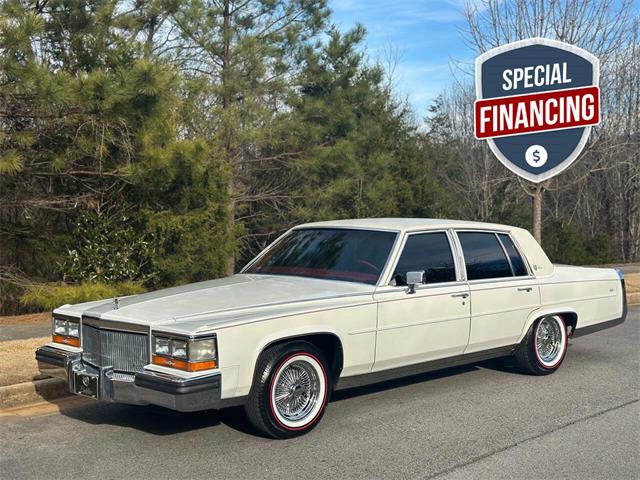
518, 307, 578, 343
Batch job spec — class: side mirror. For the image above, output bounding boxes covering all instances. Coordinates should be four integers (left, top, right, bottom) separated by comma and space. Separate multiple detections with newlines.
405, 270, 425, 294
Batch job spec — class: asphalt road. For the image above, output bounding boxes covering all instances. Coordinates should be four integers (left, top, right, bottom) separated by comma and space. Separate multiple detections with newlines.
1, 307, 638, 480
0, 322, 50, 342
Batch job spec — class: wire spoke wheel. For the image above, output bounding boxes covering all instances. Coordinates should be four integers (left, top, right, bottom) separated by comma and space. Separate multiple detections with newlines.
247, 343, 329, 438
272, 360, 320, 422
534, 316, 567, 368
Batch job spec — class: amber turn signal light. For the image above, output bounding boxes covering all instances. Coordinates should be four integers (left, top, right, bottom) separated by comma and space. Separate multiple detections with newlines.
52, 335, 80, 347
152, 355, 217, 372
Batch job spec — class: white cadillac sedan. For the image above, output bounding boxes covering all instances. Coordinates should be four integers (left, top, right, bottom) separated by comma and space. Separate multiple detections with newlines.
37, 218, 627, 438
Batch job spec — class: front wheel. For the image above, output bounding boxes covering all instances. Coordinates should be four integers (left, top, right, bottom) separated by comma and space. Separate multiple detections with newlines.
514, 315, 568, 375
245, 341, 330, 438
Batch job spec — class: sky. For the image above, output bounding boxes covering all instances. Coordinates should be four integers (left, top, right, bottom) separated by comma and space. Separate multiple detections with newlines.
329, 0, 479, 117
328, 0, 640, 118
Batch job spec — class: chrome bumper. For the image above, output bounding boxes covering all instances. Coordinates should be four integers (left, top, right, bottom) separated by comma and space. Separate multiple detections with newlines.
35, 345, 233, 412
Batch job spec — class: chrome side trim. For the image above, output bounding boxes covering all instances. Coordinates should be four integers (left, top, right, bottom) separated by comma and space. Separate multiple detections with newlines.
448, 228, 467, 282
375, 280, 468, 296
375, 231, 402, 288
467, 276, 536, 286
495, 232, 516, 275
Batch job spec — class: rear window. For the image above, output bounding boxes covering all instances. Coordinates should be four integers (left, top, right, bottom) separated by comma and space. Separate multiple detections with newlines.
245, 228, 397, 285
458, 232, 513, 280
498, 234, 528, 276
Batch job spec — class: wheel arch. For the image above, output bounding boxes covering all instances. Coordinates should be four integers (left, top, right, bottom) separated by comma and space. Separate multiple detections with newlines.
519, 307, 578, 342
255, 330, 344, 387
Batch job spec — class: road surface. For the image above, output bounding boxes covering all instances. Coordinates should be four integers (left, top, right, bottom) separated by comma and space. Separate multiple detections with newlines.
1, 306, 638, 479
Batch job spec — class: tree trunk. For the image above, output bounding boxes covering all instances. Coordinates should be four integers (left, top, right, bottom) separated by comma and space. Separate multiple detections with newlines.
532, 184, 543, 244
222, 0, 236, 276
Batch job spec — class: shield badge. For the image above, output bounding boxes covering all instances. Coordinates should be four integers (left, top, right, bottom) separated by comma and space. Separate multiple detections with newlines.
474, 38, 600, 183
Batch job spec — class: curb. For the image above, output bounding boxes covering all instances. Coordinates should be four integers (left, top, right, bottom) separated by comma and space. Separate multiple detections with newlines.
0, 377, 70, 410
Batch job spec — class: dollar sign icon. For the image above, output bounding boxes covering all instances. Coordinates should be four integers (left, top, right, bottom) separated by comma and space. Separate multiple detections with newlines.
525, 145, 548, 168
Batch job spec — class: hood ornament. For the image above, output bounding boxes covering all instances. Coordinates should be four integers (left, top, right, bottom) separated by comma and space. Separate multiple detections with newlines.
113, 297, 120, 310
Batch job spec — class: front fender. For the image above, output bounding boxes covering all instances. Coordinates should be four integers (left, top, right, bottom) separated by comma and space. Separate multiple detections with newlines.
252, 326, 343, 370
518, 306, 578, 343
233, 326, 344, 398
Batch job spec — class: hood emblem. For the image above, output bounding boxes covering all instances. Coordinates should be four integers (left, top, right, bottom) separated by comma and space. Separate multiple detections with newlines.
113, 297, 120, 310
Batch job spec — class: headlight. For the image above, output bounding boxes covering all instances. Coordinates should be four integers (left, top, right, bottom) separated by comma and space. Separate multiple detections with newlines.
52, 315, 80, 347
152, 334, 218, 372
171, 340, 188, 359
67, 322, 79, 338
154, 336, 170, 356
54, 318, 67, 335
190, 339, 217, 362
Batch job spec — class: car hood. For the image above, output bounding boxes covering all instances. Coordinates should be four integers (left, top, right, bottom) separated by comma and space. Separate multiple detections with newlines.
54, 274, 374, 329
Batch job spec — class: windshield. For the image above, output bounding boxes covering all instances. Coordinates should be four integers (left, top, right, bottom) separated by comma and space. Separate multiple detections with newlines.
245, 228, 397, 285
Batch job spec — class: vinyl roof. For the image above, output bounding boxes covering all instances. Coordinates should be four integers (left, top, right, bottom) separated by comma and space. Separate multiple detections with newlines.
296, 218, 517, 233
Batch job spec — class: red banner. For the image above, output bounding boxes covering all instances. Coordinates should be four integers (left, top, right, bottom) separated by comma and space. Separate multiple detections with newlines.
474, 86, 600, 139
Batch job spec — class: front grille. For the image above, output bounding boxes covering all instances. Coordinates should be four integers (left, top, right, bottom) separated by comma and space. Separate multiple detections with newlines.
81, 322, 149, 373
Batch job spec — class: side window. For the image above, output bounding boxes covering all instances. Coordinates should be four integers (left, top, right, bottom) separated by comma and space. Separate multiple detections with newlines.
498, 234, 528, 276
458, 232, 513, 280
392, 232, 456, 286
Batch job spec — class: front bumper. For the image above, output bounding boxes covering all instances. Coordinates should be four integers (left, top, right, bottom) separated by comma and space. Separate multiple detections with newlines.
35, 345, 230, 412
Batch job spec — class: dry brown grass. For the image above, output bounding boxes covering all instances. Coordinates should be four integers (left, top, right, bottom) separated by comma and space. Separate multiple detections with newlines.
626, 273, 640, 305
0, 337, 50, 387
0, 312, 49, 325
625, 272, 639, 288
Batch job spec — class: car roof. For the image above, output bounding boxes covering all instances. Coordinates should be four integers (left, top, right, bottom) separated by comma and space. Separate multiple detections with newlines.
295, 218, 517, 233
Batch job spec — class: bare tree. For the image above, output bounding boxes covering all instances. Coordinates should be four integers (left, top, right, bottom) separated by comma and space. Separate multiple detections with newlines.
461, 0, 637, 246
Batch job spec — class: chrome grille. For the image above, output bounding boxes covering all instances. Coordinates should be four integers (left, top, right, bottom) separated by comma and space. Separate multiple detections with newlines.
81, 322, 149, 373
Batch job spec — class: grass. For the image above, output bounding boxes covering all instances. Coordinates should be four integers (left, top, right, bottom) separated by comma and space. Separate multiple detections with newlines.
20, 281, 146, 311
626, 273, 639, 305
0, 337, 50, 387
0, 312, 49, 325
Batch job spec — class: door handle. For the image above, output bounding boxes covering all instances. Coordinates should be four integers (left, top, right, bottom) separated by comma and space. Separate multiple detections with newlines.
518, 287, 533, 292
451, 293, 469, 298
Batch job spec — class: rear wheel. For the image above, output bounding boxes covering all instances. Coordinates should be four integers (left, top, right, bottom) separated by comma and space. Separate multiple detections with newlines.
245, 341, 330, 438
514, 315, 568, 375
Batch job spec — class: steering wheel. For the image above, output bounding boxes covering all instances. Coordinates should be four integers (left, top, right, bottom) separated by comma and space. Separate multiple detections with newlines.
354, 259, 380, 273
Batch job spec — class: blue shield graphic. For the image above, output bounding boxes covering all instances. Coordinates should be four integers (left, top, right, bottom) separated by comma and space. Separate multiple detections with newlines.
475, 38, 599, 183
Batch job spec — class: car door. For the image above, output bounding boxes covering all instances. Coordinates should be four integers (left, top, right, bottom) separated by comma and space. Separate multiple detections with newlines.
372, 231, 471, 372
455, 230, 540, 353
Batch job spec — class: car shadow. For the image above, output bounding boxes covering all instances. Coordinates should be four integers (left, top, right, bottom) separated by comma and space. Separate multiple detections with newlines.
59, 359, 516, 436
61, 401, 257, 436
